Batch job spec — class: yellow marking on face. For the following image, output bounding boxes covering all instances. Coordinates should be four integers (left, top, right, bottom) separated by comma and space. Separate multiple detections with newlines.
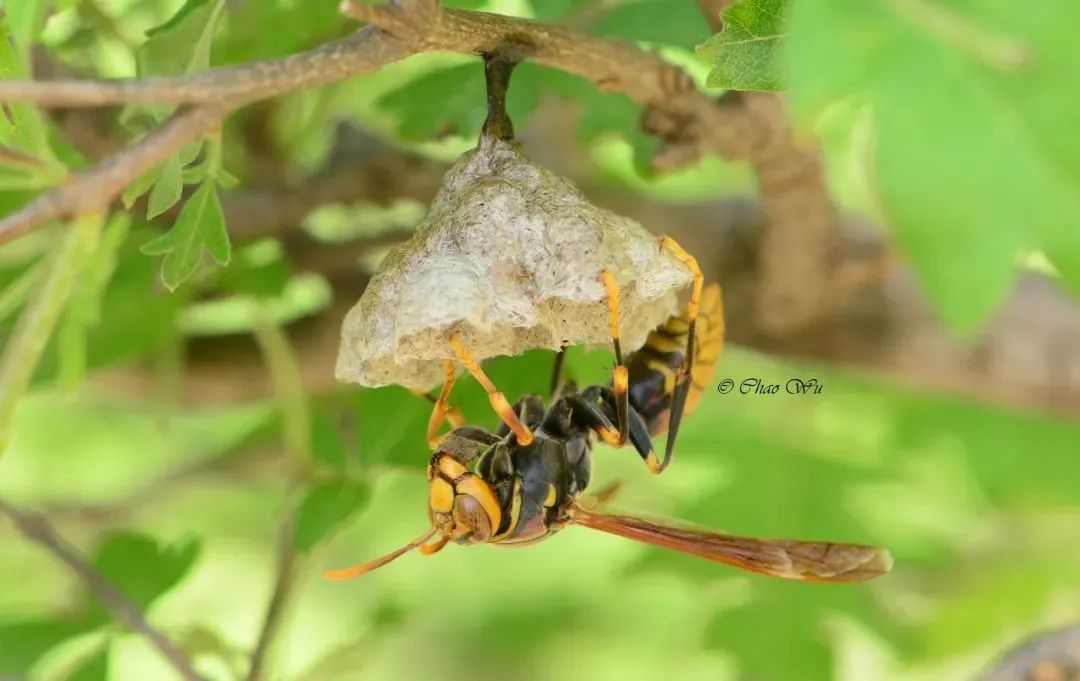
489, 478, 523, 542
454, 474, 502, 535
429, 477, 455, 513
435, 454, 468, 480
543, 484, 558, 507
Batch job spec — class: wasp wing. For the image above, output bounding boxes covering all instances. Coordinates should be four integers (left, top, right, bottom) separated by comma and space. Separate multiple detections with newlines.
569, 507, 891, 582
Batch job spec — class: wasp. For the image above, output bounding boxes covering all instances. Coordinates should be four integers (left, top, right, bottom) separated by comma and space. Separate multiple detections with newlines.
327, 237, 892, 582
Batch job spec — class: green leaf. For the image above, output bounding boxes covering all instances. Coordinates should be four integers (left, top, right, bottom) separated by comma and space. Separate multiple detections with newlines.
68, 647, 110, 681
5, 0, 48, 50
310, 409, 349, 470
58, 215, 132, 389
293, 479, 371, 554
783, 0, 1080, 330
698, 0, 788, 91
121, 165, 162, 210
0, 17, 57, 163
141, 180, 231, 290
91, 533, 200, 614
146, 154, 184, 219
0, 619, 87, 676
591, 1, 709, 51
138, 0, 226, 78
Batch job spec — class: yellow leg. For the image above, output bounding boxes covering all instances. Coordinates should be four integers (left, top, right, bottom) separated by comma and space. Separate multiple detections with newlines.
599, 270, 629, 445
656, 235, 705, 475
659, 235, 703, 328
448, 335, 534, 446
426, 360, 461, 449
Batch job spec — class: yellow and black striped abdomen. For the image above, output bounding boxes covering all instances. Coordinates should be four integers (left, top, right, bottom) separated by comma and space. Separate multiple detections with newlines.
625, 283, 724, 436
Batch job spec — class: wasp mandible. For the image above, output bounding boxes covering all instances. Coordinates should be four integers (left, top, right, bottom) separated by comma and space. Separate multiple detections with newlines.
327, 236, 892, 582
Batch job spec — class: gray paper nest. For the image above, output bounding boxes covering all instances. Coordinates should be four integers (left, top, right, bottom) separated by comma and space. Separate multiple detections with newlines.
335, 137, 693, 391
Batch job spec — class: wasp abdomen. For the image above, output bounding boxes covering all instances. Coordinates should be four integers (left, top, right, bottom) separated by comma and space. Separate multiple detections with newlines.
625, 282, 724, 436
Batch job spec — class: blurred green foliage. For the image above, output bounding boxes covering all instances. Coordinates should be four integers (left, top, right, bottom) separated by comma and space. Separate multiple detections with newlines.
2, 0, 1080, 680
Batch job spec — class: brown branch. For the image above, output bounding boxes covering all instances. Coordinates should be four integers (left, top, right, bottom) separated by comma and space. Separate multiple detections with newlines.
695, 0, 841, 336
0, 495, 209, 681
0, 6, 762, 159
0, 104, 228, 245
0, 29, 405, 107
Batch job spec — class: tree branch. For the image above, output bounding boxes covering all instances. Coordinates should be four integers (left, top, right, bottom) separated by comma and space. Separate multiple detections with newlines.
0, 6, 763, 158
0, 496, 209, 681
695, 0, 842, 337
0, 105, 228, 245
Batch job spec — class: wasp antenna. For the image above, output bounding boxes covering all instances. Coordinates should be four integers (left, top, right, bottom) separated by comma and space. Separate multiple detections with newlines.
323, 526, 439, 581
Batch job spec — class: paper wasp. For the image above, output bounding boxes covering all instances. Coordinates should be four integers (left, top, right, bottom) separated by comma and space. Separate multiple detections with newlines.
326, 237, 892, 582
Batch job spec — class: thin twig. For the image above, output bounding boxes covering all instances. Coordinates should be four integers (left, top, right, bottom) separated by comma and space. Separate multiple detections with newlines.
0, 105, 228, 245
0, 496, 209, 681
246, 522, 300, 681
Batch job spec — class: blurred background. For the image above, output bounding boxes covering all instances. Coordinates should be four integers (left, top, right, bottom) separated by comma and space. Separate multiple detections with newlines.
1, 1, 1079, 680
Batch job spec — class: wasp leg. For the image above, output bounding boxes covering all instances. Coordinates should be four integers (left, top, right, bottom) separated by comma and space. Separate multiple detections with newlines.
495, 395, 546, 439
424, 359, 466, 449
578, 386, 661, 474
599, 270, 630, 446
448, 335, 535, 446
657, 235, 703, 474
549, 346, 568, 397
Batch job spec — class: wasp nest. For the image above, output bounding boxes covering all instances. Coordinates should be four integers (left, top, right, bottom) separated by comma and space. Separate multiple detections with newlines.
335, 136, 693, 391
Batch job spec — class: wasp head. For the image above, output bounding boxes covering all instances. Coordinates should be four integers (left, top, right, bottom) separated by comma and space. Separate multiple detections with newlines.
426, 453, 502, 544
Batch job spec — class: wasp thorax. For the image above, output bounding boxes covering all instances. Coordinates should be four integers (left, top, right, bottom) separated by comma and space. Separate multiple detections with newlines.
427, 455, 502, 545
335, 135, 694, 391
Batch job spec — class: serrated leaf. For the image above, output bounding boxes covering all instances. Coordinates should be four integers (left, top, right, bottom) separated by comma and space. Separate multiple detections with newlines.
0, 619, 87, 676
293, 479, 371, 553
698, 0, 788, 91
591, 0, 709, 51
142, 180, 231, 290
68, 647, 110, 681
91, 533, 200, 614
783, 0, 1080, 331
146, 154, 184, 219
